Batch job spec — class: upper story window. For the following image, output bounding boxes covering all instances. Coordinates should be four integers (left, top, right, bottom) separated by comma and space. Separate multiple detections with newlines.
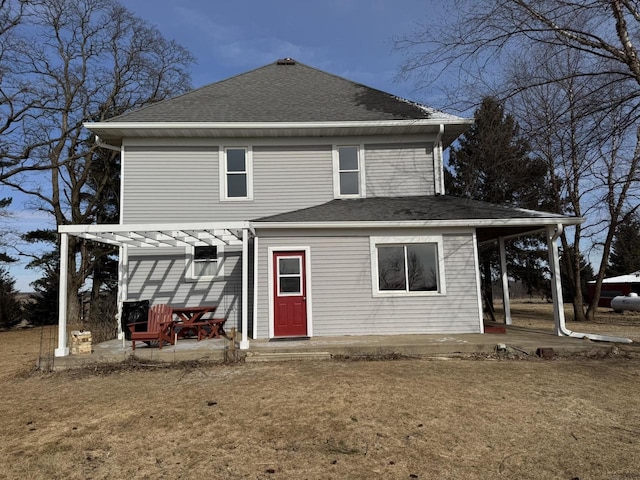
220, 147, 253, 200
333, 145, 365, 198
187, 245, 221, 281
370, 236, 446, 296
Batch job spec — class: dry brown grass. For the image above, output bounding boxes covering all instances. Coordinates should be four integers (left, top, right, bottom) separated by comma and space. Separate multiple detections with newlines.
1, 307, 640, 480
505, 301, 640, 342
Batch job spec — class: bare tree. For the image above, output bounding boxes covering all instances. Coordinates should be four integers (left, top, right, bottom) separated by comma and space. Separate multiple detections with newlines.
397, 0, 640, 321
1, 0, 195, 322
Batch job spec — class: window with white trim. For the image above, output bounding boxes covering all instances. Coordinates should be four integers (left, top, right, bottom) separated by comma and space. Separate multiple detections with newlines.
188, 245, 221, 280
333, 145, 364, 197
370, 236, 445, 296
220, 147, 253, 200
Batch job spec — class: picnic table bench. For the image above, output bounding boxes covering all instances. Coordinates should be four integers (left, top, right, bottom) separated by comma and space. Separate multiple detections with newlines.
171, 306, 226, 340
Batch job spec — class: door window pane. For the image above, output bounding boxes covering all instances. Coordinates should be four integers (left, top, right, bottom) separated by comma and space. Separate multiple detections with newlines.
279, 258, 300, 275
280, 277, 301, 294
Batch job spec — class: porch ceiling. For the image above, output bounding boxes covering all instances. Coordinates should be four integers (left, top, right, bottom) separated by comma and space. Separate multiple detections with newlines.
58, 222, 253, 248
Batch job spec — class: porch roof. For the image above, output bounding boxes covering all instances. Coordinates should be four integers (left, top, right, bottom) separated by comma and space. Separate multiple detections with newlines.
251, 195, 583, 242
58, 222, 253, 248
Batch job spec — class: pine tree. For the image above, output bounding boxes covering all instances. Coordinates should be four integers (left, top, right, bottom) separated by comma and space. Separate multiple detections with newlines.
608, 213, 640, 277
0, 267, 22, 328
449, 97, 550, 209
448, 97, 553, 304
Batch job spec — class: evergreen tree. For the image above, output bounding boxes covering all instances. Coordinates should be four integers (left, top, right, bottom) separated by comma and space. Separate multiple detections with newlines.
22, 230, 59, 326
449, 97, 550, 209
0, 267, 22, 328
448, 97, 553, 304
607, 213, 640, 277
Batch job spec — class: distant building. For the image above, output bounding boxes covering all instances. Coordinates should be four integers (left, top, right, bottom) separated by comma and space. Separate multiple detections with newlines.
588, 271, 640, 308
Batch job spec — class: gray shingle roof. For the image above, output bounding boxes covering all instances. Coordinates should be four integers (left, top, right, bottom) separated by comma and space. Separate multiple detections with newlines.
252, 195, 571, 223
107, 59, 463, 123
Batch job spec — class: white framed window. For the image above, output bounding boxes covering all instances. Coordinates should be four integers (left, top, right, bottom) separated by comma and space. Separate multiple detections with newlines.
333, 145, 365, 198
370, 236, 446, 296
220, 146, 253, 200
187, 245, 222, 281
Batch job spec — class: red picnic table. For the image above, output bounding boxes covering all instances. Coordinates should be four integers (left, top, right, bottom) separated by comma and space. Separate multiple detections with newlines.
171, 306, 226, 340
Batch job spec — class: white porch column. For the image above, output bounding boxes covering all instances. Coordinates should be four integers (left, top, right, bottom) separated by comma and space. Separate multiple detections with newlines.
546, 225, 566, 336
240, 228, 250, 349
116, 244, 129, 340
252, 235, 259, 340
498, 237, 512, 325
55, 233, 70, 357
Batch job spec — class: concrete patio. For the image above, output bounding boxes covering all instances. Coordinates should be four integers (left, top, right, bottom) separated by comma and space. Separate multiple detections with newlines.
46, 326, 635, 370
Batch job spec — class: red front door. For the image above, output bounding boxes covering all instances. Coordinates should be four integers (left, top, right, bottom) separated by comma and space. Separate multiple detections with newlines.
273, 251, 307, 337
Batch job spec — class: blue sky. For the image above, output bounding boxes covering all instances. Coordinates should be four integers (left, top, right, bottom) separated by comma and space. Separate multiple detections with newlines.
127, 0, 441, 99
7, 0, 446, 291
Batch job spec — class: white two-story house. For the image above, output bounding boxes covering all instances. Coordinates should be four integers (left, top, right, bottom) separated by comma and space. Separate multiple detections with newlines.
55, 59, 584, 356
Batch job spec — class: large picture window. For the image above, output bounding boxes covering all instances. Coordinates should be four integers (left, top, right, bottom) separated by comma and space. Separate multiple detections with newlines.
220, 147, 253, 200
370, 236, 445, 296
333, 145, 364, 198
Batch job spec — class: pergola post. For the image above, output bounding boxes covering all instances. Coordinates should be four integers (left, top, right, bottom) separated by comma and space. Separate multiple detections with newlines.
116, 244, 129, 340
55, 233, 70, 357
240, 227, 250, 349
498, 237, 512, 325
546, 225, 566, 336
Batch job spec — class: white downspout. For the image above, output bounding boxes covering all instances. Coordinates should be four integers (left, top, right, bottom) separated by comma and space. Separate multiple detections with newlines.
55, 233, 70, 357
498, 237, 512, 325
547, 224, 632, 344
433, 124, 445, 194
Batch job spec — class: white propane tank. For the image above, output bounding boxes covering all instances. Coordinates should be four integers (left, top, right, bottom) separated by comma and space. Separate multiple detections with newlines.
610, 292, 640, 312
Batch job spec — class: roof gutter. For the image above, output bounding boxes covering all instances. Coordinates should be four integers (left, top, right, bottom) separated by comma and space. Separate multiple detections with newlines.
251, 217, 584, 230
94, 135, 121, 152
84, 119, 473, 132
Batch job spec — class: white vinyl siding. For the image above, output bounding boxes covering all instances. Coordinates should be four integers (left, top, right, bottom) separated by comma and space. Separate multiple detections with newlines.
256, 229, 480, 338
126, 246, 243, 330
122, 143, 334, 223
365, 143, 435, 196
122, 146, 217, 223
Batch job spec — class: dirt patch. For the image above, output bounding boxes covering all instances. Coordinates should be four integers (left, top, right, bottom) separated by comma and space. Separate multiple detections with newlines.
1, 309, 640, 479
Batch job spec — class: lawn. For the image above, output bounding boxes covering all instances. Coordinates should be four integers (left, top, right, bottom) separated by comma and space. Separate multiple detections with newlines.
1, 305, 639, 479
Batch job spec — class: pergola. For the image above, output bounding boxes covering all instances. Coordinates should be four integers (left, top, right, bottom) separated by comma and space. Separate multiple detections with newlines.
55, 222, 254, 356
